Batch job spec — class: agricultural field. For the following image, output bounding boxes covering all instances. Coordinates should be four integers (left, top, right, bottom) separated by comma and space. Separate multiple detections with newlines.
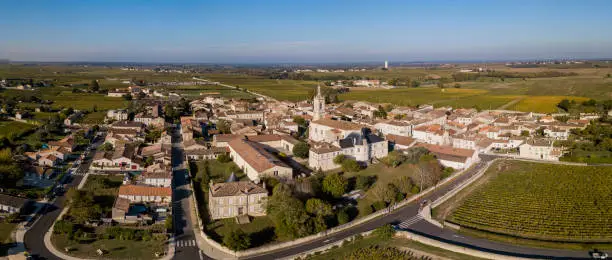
168, 85, 254, 99
80, 111, 107, 124
0, 120, 37, 139
340, 88, 488, 107
436, 160, 612, 243
45, 91, 128, 111
197, 73, 318, 101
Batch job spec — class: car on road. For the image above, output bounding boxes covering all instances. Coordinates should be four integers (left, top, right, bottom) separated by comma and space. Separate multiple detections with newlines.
591, 249, 609, 259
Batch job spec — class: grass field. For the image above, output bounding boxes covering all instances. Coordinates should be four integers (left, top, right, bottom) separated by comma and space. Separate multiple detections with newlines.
206, 216, 279, 247
53, 234, 166, 260
437, 160, 612, 243
340, 88, 488, 107
0, 120, 37, 139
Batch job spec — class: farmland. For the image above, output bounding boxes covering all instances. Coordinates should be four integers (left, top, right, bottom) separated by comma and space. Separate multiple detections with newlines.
0, 120, 37, 140
436, 160, 612, 243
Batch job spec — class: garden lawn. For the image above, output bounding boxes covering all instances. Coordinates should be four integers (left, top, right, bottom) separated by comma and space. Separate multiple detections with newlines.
441, 160, 612, 242
52, 233, 166, 260
206, 216, 278, 247
80, 175, 124, 215
196, 160, 246, 182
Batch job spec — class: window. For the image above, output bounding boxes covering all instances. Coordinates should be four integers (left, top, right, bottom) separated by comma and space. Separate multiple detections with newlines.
273, 170, 279, 176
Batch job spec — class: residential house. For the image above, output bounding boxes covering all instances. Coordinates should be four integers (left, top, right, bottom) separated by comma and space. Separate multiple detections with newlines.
228, 138, 293, 181
0, 194, 31, 215
415, 143, 478, 169
519, 139, 562, 161
118, 185, 172, 203
208, 181, 268, 220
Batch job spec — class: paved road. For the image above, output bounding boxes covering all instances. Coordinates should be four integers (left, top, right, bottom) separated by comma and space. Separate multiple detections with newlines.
245, 154, 592, 260
171, 126, 208, 260
23, 134, 103, 259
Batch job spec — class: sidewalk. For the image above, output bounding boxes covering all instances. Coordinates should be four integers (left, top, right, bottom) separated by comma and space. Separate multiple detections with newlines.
186, 180, 235, 259
8, 199, 50, 260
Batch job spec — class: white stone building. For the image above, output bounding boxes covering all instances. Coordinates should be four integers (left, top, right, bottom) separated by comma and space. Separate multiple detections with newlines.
208, 181, 268, 220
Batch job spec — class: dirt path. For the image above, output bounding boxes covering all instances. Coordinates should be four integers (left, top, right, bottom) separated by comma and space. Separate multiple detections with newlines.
497, 96, 525, 110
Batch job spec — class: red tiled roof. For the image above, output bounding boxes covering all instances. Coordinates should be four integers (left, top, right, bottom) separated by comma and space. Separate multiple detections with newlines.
118, 185, 172, 197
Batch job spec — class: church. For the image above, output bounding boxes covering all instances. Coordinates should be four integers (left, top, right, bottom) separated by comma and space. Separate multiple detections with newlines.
307, 85, 388, 171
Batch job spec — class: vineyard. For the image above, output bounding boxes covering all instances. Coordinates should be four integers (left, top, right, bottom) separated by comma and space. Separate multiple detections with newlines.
446, 160, 612, 242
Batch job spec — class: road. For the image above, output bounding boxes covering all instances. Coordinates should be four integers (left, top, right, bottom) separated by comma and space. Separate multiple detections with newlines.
170, 126, 207, 260
23, 135, 103, 259
245, 154, 592, 260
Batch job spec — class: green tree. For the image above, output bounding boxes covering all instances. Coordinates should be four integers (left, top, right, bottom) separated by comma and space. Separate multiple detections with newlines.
90, 80, 100, 92
99, 142, 113, 151
322, 173, 348, 198
355, 175, 372, 190
267, 184, 313, 239
292, 116, 307, 127
223, 230, 251, 251
292, 142, 310, 158
305, 198, 332, 217
337, 208, 350, 225
333, 154, 346, 165
216, 153, 231, 163
372, 224, 395, 241
341, 158, 361, 172
520, 130, 530, 137
557, 99, 571, 112
123, 94, 133, 101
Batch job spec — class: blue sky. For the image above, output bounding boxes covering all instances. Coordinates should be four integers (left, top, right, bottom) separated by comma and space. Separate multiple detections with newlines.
1, 0, 611, 62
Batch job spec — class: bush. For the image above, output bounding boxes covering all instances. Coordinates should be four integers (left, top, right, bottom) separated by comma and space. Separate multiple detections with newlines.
411, 186, 420, 194
372, 201, 387, 211
341, 158, 361, 172
217, 153, 231, 163
333, 154, 346, 165
355, 175, 372, 190
53, 220, 74, 234
395, 192, 405, 202
372, 224, 396, 241
337, 208, 350, 225
292, 142, 310, 158
223, 229, 251, 251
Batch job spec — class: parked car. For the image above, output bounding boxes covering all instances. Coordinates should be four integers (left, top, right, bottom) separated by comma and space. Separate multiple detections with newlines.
592, 249, 609, 259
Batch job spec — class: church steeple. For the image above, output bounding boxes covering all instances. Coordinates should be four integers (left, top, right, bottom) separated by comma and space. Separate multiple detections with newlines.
313, 83, 325, 120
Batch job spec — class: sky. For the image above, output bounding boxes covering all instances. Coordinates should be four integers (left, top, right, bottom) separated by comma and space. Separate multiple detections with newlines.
1, 0, 612, 63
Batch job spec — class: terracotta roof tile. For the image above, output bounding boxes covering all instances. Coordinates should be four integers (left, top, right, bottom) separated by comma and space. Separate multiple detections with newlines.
118, 185, 172, 197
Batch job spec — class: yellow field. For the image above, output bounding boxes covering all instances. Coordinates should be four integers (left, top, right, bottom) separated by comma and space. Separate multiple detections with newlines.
512, 96, 590, 113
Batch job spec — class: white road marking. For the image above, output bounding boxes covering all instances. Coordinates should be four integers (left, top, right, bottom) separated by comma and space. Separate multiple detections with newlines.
397, 215, 423, 229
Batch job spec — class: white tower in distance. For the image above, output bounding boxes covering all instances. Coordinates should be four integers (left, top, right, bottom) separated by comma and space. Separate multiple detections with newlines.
313, 84, 325, 121
384, 60, 388, 69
